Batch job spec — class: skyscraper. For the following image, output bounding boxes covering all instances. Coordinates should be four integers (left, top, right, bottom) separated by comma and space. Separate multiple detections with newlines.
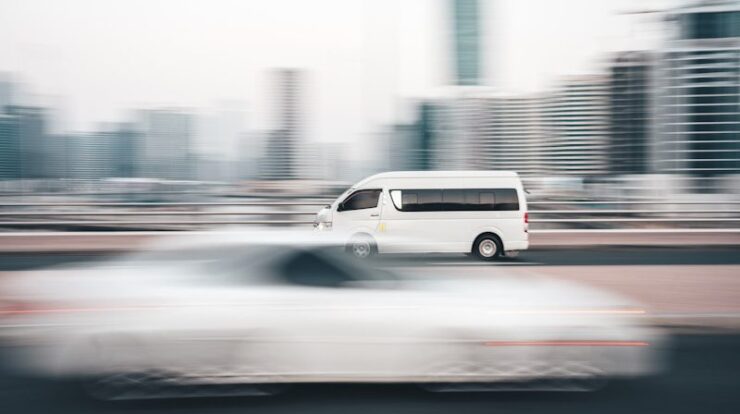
262, 69, 304, 180
544, 76, 610, 176
0, 113, 21, 179
139, 109, 194, 181
609, 51, 654, 175
0, 75, 14, 113
111, 123, 140, 178
430, 92, 483, 170
452, 0, 482, 86
473, 95, 548, 176
5, 106, 50, 179
61, 132, 118, 180
388, 101, 436, 171
654, 0, 740, 177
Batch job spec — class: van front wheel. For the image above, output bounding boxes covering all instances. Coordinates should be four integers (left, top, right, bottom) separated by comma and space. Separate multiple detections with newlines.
347, 235, 376, 259
473, 234, 502, 261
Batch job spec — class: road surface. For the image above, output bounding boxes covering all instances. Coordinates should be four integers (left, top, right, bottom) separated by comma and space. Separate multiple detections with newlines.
1, 335, 739, 414
1, 247, 739, 412
1, 246, 740, 270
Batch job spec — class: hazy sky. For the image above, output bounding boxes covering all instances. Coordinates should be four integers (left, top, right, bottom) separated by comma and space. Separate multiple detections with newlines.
0, 0, 680, 159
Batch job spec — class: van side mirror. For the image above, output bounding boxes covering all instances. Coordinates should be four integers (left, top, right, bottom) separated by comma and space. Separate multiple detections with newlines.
337, 202, 345, 212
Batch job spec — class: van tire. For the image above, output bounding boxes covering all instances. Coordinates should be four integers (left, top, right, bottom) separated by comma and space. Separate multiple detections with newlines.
346, 234, 377, 259
472, 234, 502, 261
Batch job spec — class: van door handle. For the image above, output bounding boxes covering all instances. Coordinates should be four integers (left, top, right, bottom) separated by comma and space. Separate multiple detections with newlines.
370, 213, 379, 217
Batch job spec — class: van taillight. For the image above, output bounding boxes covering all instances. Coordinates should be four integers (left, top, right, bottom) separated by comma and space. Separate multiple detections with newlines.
524, 212, 529, 224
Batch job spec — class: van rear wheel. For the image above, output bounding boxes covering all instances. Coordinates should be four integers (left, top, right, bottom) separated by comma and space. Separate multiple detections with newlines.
473, 235, 502, 261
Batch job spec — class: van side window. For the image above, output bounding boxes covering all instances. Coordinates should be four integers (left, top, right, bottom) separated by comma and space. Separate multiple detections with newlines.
340, 189, 381, 211
478, 192, 495, 209
390, 189, 519, 212
401, 191, 417, 208
494, 189, 519, 210
418, 190, 442, 210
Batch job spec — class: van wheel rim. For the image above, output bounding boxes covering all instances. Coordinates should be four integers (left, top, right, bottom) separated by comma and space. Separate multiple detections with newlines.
353, 242, 370, 258
479, 240, 497, 257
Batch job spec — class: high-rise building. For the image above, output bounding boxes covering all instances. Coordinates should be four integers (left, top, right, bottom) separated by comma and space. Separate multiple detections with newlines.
262, 69, 304, 180
654, 0, 740, 176
139, 109, 194, 181
609, 51, 655, 175
0, 74, 14, 113
0, 113, 21, 179
428, 80, 611, 178
110, 123, 140, 178
388, 101, 436, 171
388, 123, 420, 171
452, 0, 482, 86
4, 106, 50, 179
416, 102, 436, 170
430, 92, 485, 170
473, 95, 548, 176
544, 76, 610, 176
61, 132, 118, 180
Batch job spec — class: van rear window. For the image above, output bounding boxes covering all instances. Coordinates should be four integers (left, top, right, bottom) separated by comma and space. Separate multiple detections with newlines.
389, 189, 519, 212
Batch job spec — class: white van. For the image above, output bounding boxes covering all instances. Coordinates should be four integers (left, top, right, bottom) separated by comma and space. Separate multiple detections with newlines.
314, 171, 529, 260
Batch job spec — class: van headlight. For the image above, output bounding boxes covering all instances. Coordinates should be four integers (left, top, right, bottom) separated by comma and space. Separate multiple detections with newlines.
314, 221, 333, 231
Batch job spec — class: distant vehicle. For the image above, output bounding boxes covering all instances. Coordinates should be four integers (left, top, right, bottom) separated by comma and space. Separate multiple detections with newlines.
315, 171, 529, 260
0, 231, 664, 400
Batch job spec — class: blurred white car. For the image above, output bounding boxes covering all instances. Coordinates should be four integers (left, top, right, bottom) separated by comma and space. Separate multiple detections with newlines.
0, 231, 665, 399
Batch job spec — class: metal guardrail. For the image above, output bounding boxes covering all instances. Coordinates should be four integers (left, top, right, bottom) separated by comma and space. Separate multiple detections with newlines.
0, 209, 738, 216
0, 200, 739, 228
0, 220, 316, 226
0, 202, 332, 207
1, 200, 740, 207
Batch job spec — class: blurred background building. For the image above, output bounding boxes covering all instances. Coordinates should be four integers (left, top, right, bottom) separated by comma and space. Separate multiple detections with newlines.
609, 51, 654, 175
654, 0, 740, 180
0, 0, 737, 198
473, 95, 547, 175
544, 76, 610, 177
139, 109, 194, 181
261, 69, 304, 180
452, 0, 482, 86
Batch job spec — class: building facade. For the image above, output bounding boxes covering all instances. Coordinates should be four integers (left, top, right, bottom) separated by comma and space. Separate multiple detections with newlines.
472, 95, 548, 176
654, 1, 740, 176
452, 0, 482, 86
262, 69, 304, 180
0, 113, 21, 179
543, 76, 610, 176
609, 51, 654, 175
139, 109, 194, 181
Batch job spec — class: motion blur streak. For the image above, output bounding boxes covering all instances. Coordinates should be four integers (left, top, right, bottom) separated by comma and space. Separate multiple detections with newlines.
0, 231, 664, 400
0, 306, 646, 316
0, 0, 738, 411
483, 340, 650, 347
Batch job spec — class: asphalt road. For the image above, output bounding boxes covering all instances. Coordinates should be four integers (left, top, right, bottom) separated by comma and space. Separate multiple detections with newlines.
1, 248, 739, 412
0, 334, 739, 414
1, 246, 739, 270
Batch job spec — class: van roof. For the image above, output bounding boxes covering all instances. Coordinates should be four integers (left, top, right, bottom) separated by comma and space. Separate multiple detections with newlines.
359, 170, 519, 182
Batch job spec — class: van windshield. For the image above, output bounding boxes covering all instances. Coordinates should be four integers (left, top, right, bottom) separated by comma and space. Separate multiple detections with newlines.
336, 186, 356, 204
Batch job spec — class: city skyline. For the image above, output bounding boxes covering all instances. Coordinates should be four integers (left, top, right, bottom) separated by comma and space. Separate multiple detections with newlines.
0, 0, 682, 160
1, 0, 738, 183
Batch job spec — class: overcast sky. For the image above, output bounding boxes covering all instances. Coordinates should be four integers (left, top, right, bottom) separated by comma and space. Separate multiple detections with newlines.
0, 0, 680, 160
